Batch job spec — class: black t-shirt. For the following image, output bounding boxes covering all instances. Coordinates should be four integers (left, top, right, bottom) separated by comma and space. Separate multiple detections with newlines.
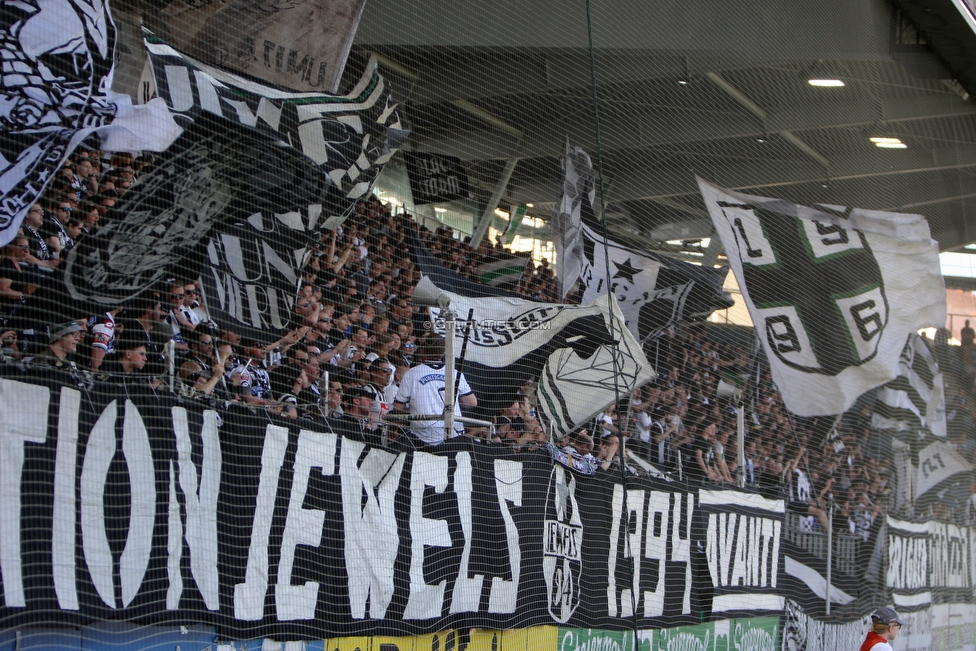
121, 320, 168, 378
684, 435, 715, 483
0, 264, 25, 304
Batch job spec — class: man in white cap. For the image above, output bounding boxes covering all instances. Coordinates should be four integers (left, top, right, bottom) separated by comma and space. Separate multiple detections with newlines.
860, 606, 904, 651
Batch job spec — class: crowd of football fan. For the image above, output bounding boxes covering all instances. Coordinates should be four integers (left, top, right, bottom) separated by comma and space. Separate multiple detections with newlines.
1, 147, 973, 537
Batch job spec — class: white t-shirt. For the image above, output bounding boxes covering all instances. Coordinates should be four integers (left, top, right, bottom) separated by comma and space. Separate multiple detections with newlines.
635, 412, 654, 442
395, 362, 473, 444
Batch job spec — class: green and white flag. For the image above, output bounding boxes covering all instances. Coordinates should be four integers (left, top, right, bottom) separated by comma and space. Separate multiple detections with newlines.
699, 178, 946, 417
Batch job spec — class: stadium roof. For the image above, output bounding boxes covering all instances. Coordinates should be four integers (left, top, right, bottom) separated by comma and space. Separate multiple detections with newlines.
350, 0, 976, 254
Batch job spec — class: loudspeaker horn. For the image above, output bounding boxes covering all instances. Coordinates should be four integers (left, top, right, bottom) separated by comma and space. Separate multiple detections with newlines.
412, 276, 451, 309
716, 379, 742, 403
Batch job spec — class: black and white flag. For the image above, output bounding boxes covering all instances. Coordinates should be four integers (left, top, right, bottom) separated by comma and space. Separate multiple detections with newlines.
0, 0, 180, 247
872, 334, 947, 438
699, 179, 946, 417
63, 114, 327, 341
407, 230, 655, 433
578, 222, 733, 341
916, 440, 974, 501
403, 152, 470, 205
554, 138, 595, 299
145, 31, 408, 209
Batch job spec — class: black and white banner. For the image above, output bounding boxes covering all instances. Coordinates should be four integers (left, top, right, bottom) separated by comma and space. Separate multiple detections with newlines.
403, 152, 470, 205
408, 229, 655, 430
554, 139, 595, 299
63, 115, 323, 341
781, 600, 869, 651
146, 32, 409, 207
872, 334, 947, 437
781, 528, 864, 617
0, 371, 705, 637
0, 0, 180, 248
699, 178, 946, 417
887, 516, 972, 612
695, 488, 785, 617
416, 275, 656, 436
578, 222, 733, 342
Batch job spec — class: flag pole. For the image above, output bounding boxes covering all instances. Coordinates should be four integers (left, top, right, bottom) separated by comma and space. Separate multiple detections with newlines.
443, 307, 457, 437
826, 496, 834, 615
451, 309, 475, 409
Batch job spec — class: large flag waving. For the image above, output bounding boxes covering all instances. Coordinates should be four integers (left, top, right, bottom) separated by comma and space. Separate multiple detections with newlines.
578, 221, 733, 341
424, 278, 655, 436
59, 31, 407, 342
872, 334, 947, 437
145, 32, 408, 207
0, 0, 181, 247
699, 178, 946, 417
916, 440, 974, 502
407, 229, 655, 433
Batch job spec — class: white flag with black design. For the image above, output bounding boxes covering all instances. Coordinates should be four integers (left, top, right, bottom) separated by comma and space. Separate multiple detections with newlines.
578, 221, 733, 341
0, 0, 181, 248
414, 282, 655, 437
872, 334, 947, 437
916, 440, 973, 499
554, 138, 595, 299
146, 32, 409, 205
699, 178, 946, 417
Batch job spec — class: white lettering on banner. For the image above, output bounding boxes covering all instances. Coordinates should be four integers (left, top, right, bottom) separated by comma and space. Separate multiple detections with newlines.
643, 490, 671, 618
0, 379, 49, 608
558, 629, 625, 651
53, 387, 80, 610
205, 226, 305, 331
887, 534, 928, 591
607, 486, 644, 617
170, 407, 221, 611
606, 487, 694, 618
450, 452, 481, 614
929, 522, 969, 589
733, 622, 776, 651
234, 424, 289, 620
120, 400, 156, 607
488, 459, 522, 614
544, 465, 583, 623
276, 429, 338, 621
341, 440, 405, 619
166, 461, 182, 610
420, 176, 462, 197
705, 513, 780, 591
403, 452, 451, 619
81, 400, 118, 607
655, 628, 709, 651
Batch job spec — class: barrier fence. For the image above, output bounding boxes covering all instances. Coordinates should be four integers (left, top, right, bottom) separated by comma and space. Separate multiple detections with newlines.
0, 371, 973, 650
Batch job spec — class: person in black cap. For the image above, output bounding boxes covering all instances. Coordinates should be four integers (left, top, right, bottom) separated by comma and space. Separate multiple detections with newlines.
860, 606, 904, 651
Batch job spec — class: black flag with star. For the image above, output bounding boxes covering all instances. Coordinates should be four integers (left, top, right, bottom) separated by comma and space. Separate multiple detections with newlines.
579, 222, 733, 341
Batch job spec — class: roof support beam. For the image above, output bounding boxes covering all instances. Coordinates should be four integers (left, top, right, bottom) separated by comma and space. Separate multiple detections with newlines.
705, 72, 830, 171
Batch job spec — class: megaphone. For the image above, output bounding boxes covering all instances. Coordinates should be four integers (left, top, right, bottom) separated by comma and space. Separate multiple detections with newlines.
716, 379, 742, 403
412, 276, 451, 309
